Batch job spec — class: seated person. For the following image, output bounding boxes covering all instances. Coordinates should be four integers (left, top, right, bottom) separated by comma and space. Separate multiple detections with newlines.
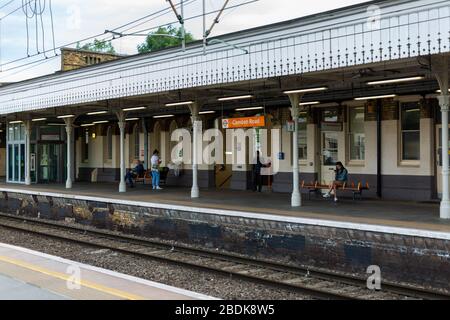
125, 160, 145, 188
323, 161, 348, 202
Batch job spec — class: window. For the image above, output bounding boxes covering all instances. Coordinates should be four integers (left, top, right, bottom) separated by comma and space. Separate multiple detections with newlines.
401, 103, 420, 161
130, 124, 141, 160
348, 107, 365, 161
298, 112, 307, 160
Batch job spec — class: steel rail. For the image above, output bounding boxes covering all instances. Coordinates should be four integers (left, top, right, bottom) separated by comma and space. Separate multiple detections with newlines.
0, 212, 448, 300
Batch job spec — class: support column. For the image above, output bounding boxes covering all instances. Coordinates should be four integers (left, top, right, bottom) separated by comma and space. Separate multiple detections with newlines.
439, 93, 450, 219
433, 56, 450, 219
117, 111, 127, 193
24, 120, 32, 186
64, 118, 74, 189
288, 93, 303, 207
189, 102, 201, 198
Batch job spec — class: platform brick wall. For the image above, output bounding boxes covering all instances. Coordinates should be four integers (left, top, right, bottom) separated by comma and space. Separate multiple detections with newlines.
0, 190, 449, 292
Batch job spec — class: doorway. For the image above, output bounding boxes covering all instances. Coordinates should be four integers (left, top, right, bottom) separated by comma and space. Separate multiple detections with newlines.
321, 131, 339, 184
38, 143, 66, 183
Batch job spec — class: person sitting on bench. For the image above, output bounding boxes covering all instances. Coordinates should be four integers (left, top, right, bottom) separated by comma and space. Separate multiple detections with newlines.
323, 161, 348, 202
125, 159, 145, 188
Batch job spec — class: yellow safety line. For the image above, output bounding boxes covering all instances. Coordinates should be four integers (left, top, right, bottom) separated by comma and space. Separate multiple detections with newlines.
0, 255, 144, 300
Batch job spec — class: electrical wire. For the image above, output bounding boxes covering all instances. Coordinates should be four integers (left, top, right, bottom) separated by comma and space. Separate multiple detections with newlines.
0, 0, 259, 75
0, 0, 16, 11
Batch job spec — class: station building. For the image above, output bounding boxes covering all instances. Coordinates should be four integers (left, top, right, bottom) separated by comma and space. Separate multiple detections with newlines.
1, 0, 449, 218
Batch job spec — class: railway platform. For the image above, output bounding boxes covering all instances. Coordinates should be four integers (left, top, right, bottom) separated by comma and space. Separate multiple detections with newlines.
0, 182, 449, 293
0, 182, 448, 234
0, 242, 215, 300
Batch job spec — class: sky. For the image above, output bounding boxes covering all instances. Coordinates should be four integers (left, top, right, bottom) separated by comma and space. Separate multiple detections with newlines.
0, 0, 370, 82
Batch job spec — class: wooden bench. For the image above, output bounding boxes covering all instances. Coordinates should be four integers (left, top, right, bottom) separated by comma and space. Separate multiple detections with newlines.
135, 170, 152, 185
301, 180, 370, 200
342, 182, 370, 200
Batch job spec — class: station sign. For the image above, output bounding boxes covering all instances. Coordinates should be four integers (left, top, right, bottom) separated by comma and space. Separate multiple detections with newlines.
222, 116, 265, 129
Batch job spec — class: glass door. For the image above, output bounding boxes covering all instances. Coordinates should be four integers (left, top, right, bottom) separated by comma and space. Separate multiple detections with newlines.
38, 143, 65, 183
321, 132, 339, 184
7, 144, 25, 183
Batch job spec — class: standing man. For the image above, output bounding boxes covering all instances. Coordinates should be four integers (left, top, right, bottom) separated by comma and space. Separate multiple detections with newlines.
151, 150, 163, 190
252, 151, 270, 192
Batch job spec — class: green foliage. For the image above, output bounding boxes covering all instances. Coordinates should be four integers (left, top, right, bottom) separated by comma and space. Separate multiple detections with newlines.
137, 25, 195, 53
76, 39, 116, 54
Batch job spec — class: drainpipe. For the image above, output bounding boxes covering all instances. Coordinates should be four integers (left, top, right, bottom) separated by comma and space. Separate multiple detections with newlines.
376, 99, 382, 198
24, 120, 32, 186
142, 118, 149, 170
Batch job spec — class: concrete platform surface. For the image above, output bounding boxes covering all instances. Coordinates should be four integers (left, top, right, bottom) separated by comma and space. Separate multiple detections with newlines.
0, 243, 215, 300
0, 182, 449, 235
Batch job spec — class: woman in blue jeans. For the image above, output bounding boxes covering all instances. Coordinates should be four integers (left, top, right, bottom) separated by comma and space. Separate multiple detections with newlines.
323, 161, 348, 202
151, 150, 162, 190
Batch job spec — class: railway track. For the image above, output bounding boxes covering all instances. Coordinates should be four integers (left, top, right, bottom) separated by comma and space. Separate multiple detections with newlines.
0, 212, 448, 300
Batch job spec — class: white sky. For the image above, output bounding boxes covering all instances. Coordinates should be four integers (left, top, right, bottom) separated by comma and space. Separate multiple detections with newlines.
0, 0, 369, 82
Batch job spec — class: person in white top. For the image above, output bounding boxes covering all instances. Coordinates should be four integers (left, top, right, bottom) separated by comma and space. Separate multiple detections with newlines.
151, 149, 163, 190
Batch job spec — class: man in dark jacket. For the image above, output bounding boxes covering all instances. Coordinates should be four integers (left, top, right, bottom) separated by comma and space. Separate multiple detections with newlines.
252, 151, 270, 192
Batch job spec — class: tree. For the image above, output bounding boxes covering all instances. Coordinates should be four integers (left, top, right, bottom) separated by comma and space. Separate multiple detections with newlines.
137, 25, 195, 53
76, 39, 116, 54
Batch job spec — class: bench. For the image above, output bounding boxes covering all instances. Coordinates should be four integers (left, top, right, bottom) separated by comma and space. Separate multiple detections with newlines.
342, 182, 370, 200
135, 170, 152, 185
301, 180, 370, 200
135, 167, 170, 186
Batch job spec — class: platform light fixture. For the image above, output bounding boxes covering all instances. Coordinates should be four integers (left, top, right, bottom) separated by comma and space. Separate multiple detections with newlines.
87, 110, 108, 116
9, 120, 23, 124
125, 118, 140, 121
47, 123, 66, 126
93, 120, 109, 124
122, 106, 146, 112
299, 101, 320, 106
367, 76, 425, 86
436, 89, 450, 93
354, 94, 397, 101
199, 111, 216, 115
57, 114, 75, 119
283, 87, 328, 94
32, 118, 47, 122
217, 95, 253, 102
165, 101, 194, 107
80, 123, 95, 127
153, 114, 175, 119
235, 106, 264, 112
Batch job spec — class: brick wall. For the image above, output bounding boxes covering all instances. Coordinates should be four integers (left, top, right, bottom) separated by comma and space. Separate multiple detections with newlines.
61, 48, 123, 71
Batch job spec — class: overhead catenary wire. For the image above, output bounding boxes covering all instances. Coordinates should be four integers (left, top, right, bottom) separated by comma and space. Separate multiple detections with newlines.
0, 0, 192, 69
0, 0, 16, 11
0, 0, 259, 75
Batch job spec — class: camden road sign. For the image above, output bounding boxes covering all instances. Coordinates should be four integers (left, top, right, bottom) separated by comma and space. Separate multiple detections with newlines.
222, 116, 266, 129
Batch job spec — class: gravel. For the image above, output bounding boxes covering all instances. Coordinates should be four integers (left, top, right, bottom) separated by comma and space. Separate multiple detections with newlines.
0, 226, 311, 300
